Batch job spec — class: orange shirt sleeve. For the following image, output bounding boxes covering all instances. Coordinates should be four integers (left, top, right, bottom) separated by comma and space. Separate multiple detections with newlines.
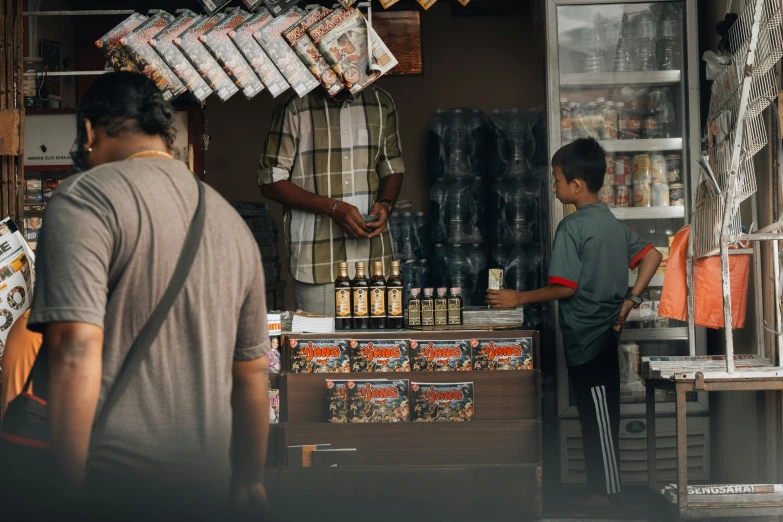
0, 310, 43, 423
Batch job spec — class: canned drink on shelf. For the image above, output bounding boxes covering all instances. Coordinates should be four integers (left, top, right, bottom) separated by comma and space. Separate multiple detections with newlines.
650, 154, 667, 184
666, 154, 682, 183
633, 182, 651, 207
633, 154, 651, 184
615, 155, 631, 185
652, 183, 670, 207
605, 154, 616, 181
615, 185, 630, 208
599, 184, 615, 205
670, 183, 685, 206
642, 114, 660, 139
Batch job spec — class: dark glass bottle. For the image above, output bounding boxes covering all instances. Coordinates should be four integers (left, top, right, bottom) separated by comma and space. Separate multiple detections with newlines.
370, 261, 387, 330
407, 288, 421, 327
434, 287, 448, 326
352, 262, 369, 329
448, 287, 464, 326
335, 262, 352, 331
386, 261, 404, 329
421, 288, 435, 327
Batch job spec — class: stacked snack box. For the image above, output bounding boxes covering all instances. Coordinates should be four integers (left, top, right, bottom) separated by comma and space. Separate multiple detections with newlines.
411, 382, 474, 422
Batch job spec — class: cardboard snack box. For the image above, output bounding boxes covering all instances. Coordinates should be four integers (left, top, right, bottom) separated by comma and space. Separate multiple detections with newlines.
347, 379, 409, 423
349, 339, 410, 372
409, 339, 472, 372
289, 338, 350, 373
411, 382, 474, 422
326, 379, 349, 423
472, 338, 533, 371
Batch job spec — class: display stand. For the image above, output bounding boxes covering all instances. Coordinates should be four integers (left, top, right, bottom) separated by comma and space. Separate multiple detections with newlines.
264, 330, 543, 522
646, 373, 783, 519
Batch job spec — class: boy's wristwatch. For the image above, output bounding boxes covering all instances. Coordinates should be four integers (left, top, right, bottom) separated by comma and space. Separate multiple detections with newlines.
626, 293, 643, 309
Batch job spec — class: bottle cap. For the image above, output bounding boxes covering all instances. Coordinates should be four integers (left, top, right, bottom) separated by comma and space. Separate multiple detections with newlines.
391, 260, 401, 268
338, 261, 348, 268
437, 287, 447, 295
411, 288, 421, 296
355, 261, 366, 269
450, 287, 461, 294
424, 288, 434, 295
596, 97, 605, 103
416, 211, 425, 216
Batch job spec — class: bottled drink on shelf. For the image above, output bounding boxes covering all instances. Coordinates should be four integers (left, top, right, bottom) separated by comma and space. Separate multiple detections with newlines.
428, 109, 447, 181
421, 288, 435, 327
416, 259, 431, 291
334, 262, 352, 331
370, 261, 386, 330
613, 13, 634, 72
407, 288, 422, 327
352, 261, 369, 329
603, 100, 618, 140
429, 179, 449, 245
401, 259, 417, 305
658, 4, 681, 70
430, 243, 448, 289
616, 102, 628, 139
572, 103, 587, 139
414, 211, 429, 259
399, 211, 419, 262
386, 260, 404, 329
583, 15, 605, 73
634, 10, 657, 72
448, 287, 464, 326
627, 99, 642, 139
586, 101, 600, 139
434, 288, 448, 326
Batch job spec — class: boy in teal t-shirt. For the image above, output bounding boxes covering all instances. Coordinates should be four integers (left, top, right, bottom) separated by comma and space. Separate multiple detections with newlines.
487, 138, 662, 505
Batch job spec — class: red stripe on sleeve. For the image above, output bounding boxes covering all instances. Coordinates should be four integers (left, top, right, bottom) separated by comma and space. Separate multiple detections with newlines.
629, 243, 654, 269
549, 276, 578, 290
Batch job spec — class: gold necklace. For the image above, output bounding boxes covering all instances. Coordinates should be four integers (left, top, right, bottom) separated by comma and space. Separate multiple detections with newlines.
125, 150, 173, 161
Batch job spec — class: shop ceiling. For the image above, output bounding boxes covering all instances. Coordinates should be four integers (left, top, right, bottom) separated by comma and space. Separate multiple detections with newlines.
66, 0, 530, 16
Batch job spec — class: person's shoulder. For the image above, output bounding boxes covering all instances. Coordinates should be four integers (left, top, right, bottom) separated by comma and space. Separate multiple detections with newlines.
53, 164, 130, 203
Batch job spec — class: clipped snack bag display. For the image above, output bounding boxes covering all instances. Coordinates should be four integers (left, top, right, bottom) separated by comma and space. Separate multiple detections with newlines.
254, 7, 319, 98
283, 6, 345, 96
229, 7, 290, 98
174, 14, 239, 102
197, 0, 232, 15
96, 13, 148, 72
120, 12, 186, 101
307, 7, 379, 95
659, 225, 750, 329
0, 217, 35, 368
201, 9, 265, 100
150, 10, 213, 102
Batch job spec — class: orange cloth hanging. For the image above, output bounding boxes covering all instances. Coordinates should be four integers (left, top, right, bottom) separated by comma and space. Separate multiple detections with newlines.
659, 225, 750, 329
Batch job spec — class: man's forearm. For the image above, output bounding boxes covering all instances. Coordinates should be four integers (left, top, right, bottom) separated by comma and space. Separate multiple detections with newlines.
47, 326, 104, 491
376, 173, 403, 203
260, 180, 333, 216
231, 356, 270, 489
519, 284, 576, 305
631, 248, 664, 297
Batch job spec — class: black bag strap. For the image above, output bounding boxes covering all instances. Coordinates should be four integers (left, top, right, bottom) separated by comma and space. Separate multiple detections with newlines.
89, 180, 206, 449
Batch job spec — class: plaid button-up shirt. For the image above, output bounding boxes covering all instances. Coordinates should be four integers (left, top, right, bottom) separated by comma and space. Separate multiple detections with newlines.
259, 87, 405, 284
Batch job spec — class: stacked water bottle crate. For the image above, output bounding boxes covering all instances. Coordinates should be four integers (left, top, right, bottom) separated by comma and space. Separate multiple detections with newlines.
428, 109, 489, 307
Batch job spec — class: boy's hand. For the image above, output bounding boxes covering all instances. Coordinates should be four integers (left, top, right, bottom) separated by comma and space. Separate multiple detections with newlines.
486, 289, 521, 309
613, 299, 634, 331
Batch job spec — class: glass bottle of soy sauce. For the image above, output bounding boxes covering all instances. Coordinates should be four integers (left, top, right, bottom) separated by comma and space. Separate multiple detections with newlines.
407, 288, 421, 327
386, 261, 404, 329
448, 287, 464, 326
421, 288, 435, 327
434, 288, 449, 326
352, 262, 369, 329
335, 262, 352, 330
370, 261, 387, 330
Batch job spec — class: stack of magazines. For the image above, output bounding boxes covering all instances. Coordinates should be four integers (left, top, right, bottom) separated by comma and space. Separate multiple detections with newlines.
291, 310, 335, 334
96, 4, 397, 103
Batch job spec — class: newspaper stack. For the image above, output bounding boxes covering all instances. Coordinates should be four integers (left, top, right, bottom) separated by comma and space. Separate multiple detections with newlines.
642, 355, 772, 379
662, 484, 783, 504
462, 306, 524, 327
291, 311, 335, 333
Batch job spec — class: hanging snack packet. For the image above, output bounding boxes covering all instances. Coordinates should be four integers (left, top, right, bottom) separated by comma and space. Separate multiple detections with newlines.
150, 11, 213, 102
241, 0, 264, 10
254, 7, 319, 98
283, 6, 345, 96
379, 0, 401, 7
338, 0, 359, 7
417, 0, 438, 9
174, 14, 240, 102
120, 12, 186, 101
201, 9, 265, 100
197, 0, 232, 15
308, 8, 379, 95
368, 22, 398, 76
229, 8, 290, 98
96, 13, 148, 72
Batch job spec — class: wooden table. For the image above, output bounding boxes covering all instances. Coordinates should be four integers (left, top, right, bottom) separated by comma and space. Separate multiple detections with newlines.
646, 371, 783, 519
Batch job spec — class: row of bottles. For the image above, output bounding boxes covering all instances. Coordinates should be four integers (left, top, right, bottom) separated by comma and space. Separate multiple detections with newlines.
407, 288, 463, 328
335, 260, 404, 330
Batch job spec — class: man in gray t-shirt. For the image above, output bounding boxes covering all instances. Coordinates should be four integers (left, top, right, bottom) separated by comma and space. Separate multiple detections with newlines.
30, 158, 269, 504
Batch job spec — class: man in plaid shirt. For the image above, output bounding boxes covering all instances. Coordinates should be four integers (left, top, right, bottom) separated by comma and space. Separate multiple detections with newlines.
259, 86, 405, 314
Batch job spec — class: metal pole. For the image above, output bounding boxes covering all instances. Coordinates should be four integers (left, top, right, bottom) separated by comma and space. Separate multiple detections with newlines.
23, 71, 107, 77
751, 194, 765, 358
687, 227, 696, 356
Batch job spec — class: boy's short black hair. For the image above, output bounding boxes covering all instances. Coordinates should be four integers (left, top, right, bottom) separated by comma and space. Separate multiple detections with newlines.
551, 138, 607, 193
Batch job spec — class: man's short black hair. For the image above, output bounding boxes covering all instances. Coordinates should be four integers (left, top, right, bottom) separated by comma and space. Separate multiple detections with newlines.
551, 138, 607, 193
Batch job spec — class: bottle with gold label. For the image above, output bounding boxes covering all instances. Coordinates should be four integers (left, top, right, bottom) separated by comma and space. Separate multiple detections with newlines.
386, 261, 404, 329
407, 288, 421, 327
448, 287, 463, 326
434, 287, 448, 326
421, 288, 435, 327
335, 262, 352, 330
370, 261, 386, 329
352, 262, 369, 329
